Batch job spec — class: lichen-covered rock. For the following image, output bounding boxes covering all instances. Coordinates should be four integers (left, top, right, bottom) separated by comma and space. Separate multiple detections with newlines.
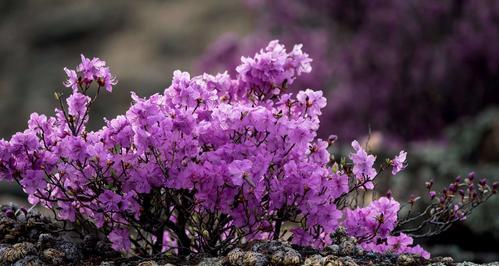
0, 204, 120, 265
227, 248, 245, 265
13, 255, 44, 266
303, 254, 324, 266
324, 255, 343, 266
324, 244, 340, 255
137, 260, 159, 266
54, 240, 82, 262
397, 254, 416, 265
41, 248, 66, 265
198, 257, 224, 266
242, 251, 268, 266
37, 233, 56, 249
251, 240, 301, 265
338, 241, 355, 256
0, 242, 37, 263
341, 256, 358, 266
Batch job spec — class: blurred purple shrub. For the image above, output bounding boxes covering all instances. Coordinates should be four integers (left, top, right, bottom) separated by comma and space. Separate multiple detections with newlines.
199, 0, 499, 141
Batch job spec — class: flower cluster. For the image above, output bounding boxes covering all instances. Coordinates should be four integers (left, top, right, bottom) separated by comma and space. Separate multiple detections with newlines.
64, 55, 117, 92
0, 41, 494, 259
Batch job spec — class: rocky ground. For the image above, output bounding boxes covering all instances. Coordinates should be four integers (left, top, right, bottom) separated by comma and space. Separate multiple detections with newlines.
0, 204, 497, 266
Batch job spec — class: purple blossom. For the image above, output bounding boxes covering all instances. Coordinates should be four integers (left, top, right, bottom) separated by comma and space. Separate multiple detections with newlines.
228, 159, 253, 186
350, 140, 377, 187
108, 228, 131, 252
329, 173, 349, 198
20, 170, 46, 194
63, 54, 117, 93
236, 40, 312, 97
77, 54, 106, 81
387, 233, 413, 251
63, 67, 79, 91
296, 89, 327, 117
407, 244, 431, 259
391, 150, 407, 175
66, 92, 90, 118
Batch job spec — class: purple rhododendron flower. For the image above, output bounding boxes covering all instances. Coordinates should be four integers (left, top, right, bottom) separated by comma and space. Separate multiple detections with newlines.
63, 67, 79, 92
108, 228, 131, 252
391, 150, 407, 175
64, 54, 117, 92
350, 140, 377, 189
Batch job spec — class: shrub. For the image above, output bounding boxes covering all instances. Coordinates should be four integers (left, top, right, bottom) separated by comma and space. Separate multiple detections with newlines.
0, 41, 495, 258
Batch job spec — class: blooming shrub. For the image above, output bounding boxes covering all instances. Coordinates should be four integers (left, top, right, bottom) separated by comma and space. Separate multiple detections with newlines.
0, 41, 496, 259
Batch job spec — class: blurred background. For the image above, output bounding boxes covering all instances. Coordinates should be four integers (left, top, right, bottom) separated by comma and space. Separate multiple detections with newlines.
0, 0, 498, 262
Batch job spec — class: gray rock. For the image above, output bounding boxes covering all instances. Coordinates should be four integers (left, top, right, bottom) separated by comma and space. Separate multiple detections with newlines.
55, 240, 82, 262
0, 242, 37, 263
37, 233, 55, 248
13, 255, 44, 266
303, 254, 323, 266
41, 248, 66, 265
456, 263, 499, 266
324, 244, 340, 255
198, 257, 224, 266
242, 251, 268, 266
396, 254, 416, 266
137, 261, 159, 266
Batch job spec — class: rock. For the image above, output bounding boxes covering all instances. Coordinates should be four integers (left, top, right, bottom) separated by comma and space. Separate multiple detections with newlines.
138, 261, 159, 266
282, 250, 302, 265
242, 251, 268, 266
441, 257, 454, 264
0, 242, 37, 263
338, 241, 355, 256
0, 244, 12, 258
324, 244, 340, 255
341, 256, 358, 266
354, 246, 364, 256
37, 233, 56, 248
268, 248, 302, 265
251, 240, 301, 265
42, 248, 66, 265
303, 254, 323, 266
324, 255, 343, 266
396, 254, 416, 266
55, 240, 82, 262
226, 248, 269, 265
456, 262, 499, 266
227, 248, 245, 265
13, 255, 44, 266
198, 257, 224, 266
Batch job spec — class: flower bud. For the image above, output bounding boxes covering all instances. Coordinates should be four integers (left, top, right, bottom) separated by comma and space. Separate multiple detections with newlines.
429, 191, 436, 199
328, 134, 338, 146
425, 180, 433, 190
4, 209, 15, 219
467, 172, 475, 182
